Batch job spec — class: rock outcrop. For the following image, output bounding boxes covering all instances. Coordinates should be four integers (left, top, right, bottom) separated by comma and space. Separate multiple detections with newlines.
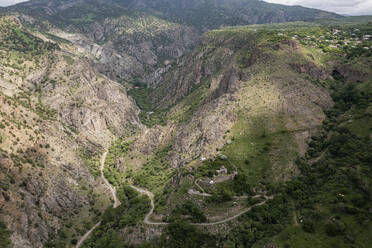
0, 17, 141, 248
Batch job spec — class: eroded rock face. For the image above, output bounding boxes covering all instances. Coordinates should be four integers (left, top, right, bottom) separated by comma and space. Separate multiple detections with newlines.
46, 17, 199, 84
211, 69, 242, 99
171, 99, 238, 167
130, 32, 334, 177
40, 57, 142, 144
133, 125, 174, 155
335, 64, 368, 82
289, 61, 331, 80
0, 20, 142, 246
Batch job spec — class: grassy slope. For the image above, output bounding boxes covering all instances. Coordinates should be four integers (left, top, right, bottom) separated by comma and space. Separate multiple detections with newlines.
112, 23, 334, 213
269, 81, 372, 248
98, 21, 371, 247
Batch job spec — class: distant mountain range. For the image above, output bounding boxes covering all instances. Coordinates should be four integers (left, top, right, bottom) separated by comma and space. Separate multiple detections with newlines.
1, 1, 372, 248
0, 0, 342, 83
5, 0, 341, 30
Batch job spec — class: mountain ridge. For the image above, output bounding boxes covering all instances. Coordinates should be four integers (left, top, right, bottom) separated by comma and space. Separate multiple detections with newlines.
2, 0, 342, 85
0, 2, 371, 248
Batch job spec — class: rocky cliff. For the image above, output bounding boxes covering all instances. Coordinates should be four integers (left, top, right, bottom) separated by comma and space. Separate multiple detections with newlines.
0, 8, 369, 247
0, 17, 141, 247
118, 26, 335, 203
4, 0, 341, 85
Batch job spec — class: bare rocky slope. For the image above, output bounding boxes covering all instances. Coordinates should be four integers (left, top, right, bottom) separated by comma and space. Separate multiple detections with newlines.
4, 0, 201, 85
80, 20, 371, 248
0, 16, 141, 247
0, 6, 370, 248
2, 0, 341, 86
121, 26, 335, 201
0, 17, 335, 247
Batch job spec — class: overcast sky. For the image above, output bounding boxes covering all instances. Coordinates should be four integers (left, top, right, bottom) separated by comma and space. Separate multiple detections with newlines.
0, 0, 28, 7
264, 0, 372, 15
1, 0, 372, 15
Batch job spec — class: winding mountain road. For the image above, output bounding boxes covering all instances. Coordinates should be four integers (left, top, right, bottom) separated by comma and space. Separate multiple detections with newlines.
129, 185, 168, 225
76, 151, 120, 248
77, 149, 273, 247
132, 185, 273, 226
100, 151, 120, 208
75, 221, 101, 248
193, 195, 273, 226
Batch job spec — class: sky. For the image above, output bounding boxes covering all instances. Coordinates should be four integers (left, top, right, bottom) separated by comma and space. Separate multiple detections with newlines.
0, 0, 28, 7
0, 0, 372, 15
264, 0, 372, 15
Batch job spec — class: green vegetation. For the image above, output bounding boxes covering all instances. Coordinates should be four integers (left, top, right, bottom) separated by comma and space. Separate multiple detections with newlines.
270, 78, 372, 248
81, 185, 150, 248
222, 115, 297, 185
79, 148, 101, 178
145, 221, 218, 248
62, 55, 73, 65
225, 194, 291, 247
168, 201, 207, 223
128, 86, 167, 127
0, 220, 11, 248
194, 157, 234, 178
0, 17, 58, 55
132, 144, 175, 195
104, 139, 131, 186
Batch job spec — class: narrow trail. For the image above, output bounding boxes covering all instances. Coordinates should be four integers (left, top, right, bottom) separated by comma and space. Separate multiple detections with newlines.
188, 189, 213, 197
195, 179, 206, 193
75, 222, 101, 248
77, 149, 274, 247
291, 200, 299, 226
132, 183, 273, 226
130, 185, 168, 225
193, 195, 273, 226
76, 150, 120, 248
99, 151, 120, 208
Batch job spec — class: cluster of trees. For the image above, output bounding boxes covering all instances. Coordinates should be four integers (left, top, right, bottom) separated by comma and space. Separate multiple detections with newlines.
168, 200, 207, 223
280, 76, 372, 246
79, 185, 150, 248
226, 194, 291, 247
195, 157, 233, 178
0, 23, 58, 55
104, 140, 131, 186
128, 86, 167, 127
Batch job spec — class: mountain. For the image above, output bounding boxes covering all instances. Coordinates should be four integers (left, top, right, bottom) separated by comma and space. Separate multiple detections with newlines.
118, 0, 341, 30
83, 20, 372, 248
7, 0, 342, 29
2, 0, 341, 85
2, 0, 199, 83
0, 2, 371, 248
0, 16, 142, 247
